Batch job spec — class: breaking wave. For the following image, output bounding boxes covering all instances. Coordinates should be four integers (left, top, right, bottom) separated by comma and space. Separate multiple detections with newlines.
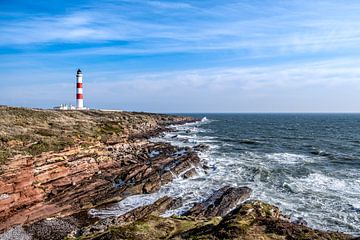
91, 114, 360, 236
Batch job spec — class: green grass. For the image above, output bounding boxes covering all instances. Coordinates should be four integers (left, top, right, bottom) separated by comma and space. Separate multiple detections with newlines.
0, 150, 10, 165
0, 106, 187, 167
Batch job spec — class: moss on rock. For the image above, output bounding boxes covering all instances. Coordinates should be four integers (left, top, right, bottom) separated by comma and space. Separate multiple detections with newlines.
0, 106, 191, 166
74, 201, 353, 240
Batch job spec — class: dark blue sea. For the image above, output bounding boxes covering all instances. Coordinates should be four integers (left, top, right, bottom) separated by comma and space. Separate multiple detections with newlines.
92, 114, 360, 235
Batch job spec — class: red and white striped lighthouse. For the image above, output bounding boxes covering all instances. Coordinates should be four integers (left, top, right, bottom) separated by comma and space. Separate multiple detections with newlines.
76, 69, 84, 109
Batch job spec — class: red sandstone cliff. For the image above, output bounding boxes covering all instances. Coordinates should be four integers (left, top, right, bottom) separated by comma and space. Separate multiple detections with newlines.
0, 107, 195, 231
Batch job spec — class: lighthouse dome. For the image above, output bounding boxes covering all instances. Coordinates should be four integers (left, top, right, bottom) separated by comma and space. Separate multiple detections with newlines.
77, 69, 82, 74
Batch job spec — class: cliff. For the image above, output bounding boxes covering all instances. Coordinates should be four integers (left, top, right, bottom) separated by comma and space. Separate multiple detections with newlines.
0, 106, 195, 231
0, 106, 356, 240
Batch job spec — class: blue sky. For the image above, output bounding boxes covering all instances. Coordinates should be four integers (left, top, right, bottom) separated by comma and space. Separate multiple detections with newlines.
1, 0, 360, 112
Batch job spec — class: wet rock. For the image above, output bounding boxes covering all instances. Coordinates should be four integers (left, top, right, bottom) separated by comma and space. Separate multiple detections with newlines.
115, 196, 182, 223
202, 164, 210, 170
116, 146, 200, 198
184, 186, 252, 217
77, 199, 353, 240
180, 200, 353, 240
293, 217, 307, 226
80, 196, 182, 236
193, 144, 210, 152
182, 168, 197, 179
142, 178, 161, 194
0, 107, 195, 232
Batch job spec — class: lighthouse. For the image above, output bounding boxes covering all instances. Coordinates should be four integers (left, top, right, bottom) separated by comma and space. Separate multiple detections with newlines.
76, 69, 84, 110
53, 69, 88, 110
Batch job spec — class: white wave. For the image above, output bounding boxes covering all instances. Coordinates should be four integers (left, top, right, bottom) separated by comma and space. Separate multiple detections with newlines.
295, 172, 360, 196
89, 193, 160, 218
91, 117, 360, 236
264, 153, 316, 164
201, 117, 208, 122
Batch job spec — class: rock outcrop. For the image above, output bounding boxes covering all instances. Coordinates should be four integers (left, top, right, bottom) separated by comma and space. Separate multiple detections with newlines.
80, 196, 182, 237
0, 107, 356, 240
178, 200, 353, 240
184, 186, 252, 218
0, 141, 199, 231
0, 107, 196, 232
71, 187, 353, 240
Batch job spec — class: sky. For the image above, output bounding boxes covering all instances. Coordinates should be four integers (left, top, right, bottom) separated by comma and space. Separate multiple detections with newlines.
1, 0, 360, 112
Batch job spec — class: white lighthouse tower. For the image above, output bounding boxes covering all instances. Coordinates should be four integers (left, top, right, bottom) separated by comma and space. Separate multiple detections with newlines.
76, 69, 84, 110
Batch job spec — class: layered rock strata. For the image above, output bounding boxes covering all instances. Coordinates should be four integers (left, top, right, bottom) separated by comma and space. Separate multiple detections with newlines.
184, 186, 252, 218
0, 107, 356, 240
0, 107, 196, 232
69, 186, 353, 240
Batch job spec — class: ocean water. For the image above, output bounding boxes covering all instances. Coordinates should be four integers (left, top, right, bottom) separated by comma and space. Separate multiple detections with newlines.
91, 114, 360, 235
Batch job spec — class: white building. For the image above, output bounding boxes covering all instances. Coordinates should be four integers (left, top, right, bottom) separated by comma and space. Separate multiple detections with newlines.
53, 104, 76, 110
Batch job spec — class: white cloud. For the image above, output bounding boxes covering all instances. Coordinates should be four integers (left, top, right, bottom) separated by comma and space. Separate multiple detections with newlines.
1, 1, 360, 112
1, 0, 360, 57
145, 1, 193, 9
2, 58, 359, 111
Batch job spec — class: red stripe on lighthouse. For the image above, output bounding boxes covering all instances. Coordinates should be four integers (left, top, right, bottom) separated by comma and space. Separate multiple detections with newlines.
77, 83, 83, 88
77, 94, 83, 99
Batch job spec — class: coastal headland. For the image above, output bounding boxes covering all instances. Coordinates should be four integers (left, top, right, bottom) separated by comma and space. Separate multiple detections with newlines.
0, 106, 355, 239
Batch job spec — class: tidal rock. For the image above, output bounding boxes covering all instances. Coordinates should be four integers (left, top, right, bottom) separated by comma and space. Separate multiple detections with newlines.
193, 144, 210, 152
180, 200, 353, 240
81, 196, 182, 236
182, 168, 197, 179
0, 107, 195, 232
184, 186, 252, 217
72, 194, 353, 240
293, 217, 308, 226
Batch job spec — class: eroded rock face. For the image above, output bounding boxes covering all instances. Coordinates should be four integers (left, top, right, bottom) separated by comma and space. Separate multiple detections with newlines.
180, 200, 353, 240
81, 196, 182, 236
0, 108, 355, 239
182, 168, 197, 179
184, 186, 252, 217
0, 141, 199, 232
0, 108, 196, 232
192, 144, 210, 152
75, 199, 353, 240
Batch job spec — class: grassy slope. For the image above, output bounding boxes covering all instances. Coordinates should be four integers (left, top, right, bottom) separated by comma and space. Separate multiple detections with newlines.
0, 106, 172, 165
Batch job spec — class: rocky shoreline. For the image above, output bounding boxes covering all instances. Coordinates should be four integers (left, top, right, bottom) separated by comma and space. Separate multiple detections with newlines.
0, 107, 356, 239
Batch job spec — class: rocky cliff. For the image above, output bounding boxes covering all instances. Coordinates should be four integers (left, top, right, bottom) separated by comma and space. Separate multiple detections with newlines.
0, 106, 356, 240
0, 106, 195, 232
17, 186, 352, 240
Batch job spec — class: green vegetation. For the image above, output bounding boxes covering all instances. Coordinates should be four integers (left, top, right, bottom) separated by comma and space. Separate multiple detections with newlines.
0, 150, 10, 165
76, 215, 211, 240
73, 201, 352, 240
0, 106, 178, 166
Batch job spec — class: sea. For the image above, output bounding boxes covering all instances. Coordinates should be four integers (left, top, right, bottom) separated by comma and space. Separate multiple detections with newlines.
90, 113, 360, 236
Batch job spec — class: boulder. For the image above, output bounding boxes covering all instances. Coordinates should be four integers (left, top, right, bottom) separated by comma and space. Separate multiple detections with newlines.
180, 200, 353, 240
184, 186, 252, 217
193, 144, 210, 152
81, 196, 182, 236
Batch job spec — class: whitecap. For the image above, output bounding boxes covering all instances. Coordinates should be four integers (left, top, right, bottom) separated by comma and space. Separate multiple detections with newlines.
264, 153, 316, 165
